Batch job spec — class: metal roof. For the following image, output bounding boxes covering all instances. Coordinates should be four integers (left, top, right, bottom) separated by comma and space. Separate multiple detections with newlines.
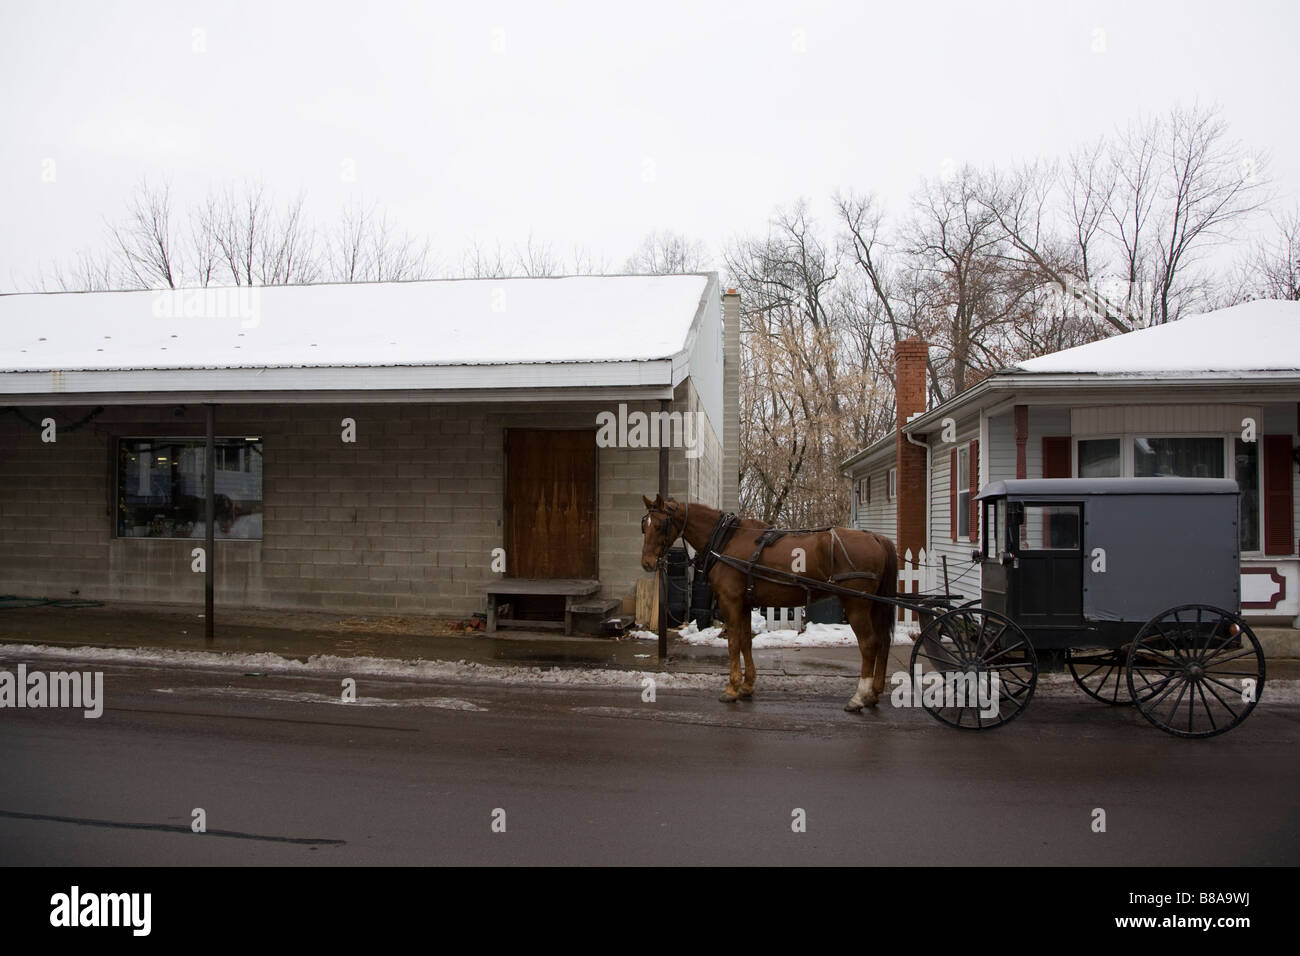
0, 273, 717, 402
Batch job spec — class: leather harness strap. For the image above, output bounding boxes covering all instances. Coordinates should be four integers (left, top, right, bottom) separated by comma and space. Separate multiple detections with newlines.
650, 507, 882, 608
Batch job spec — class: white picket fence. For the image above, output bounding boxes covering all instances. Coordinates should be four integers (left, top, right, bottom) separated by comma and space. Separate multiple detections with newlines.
762, 606, 804, 631
895, 548, 937, 633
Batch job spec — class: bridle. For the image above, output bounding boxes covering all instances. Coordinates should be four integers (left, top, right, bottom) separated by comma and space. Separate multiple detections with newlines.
642, 499, 690, 567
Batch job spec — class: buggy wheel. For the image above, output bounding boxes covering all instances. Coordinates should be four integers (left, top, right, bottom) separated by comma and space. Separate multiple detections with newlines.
908, 607, 1037, 731
1067, 647, 1133, 706
1127, 605, 1265, 739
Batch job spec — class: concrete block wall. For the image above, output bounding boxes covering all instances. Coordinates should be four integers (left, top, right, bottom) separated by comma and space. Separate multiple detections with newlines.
667, 377, 723, 510
0, 396, 713, 617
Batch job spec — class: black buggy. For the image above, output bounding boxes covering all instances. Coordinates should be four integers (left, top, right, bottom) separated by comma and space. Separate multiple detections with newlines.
909, 477, 1266, 738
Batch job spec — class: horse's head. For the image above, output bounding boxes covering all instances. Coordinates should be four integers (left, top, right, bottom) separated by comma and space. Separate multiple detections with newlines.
640, 494, 685, 572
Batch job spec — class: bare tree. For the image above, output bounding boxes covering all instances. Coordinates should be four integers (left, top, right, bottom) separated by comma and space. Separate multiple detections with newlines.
1225, 205, 1300, 302
624, 230, 711, 274
1150, 103, 1269, 322
726, 201, 877, 525
567, 244, 611, 275
325, 200, 434, 282
459, 239, 511, 278
108, 180, 183, 289
513, 232, 562, 277
197, 183, 321, 286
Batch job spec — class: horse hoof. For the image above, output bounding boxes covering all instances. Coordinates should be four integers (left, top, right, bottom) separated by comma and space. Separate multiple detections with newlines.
738, 689, 754, 700
719, 692, 739, 704
844, 700, 864, 713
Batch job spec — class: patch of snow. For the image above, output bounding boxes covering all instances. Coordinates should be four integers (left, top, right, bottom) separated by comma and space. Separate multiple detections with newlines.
165, 686, 487, 710
673, 620, 916, 648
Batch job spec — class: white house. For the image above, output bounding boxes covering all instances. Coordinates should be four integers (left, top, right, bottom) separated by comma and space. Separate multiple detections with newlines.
842, 299, 1300, 625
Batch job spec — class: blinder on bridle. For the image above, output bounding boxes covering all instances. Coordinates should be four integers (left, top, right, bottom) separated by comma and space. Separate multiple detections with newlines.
641, 499, 689, 567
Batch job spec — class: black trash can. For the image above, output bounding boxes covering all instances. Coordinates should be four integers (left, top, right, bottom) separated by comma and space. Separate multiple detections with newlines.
664, 546, 689, 624
689, 568, 715, 629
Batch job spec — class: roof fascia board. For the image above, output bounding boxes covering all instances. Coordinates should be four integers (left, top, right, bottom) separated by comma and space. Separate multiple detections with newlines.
904, 374, 1300, 433
0, 385, 677, 407
0, 359, 677, 398
840, 435, 897, 475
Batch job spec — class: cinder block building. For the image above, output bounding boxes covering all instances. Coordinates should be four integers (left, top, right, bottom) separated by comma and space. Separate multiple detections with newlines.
0, 274, 740, 626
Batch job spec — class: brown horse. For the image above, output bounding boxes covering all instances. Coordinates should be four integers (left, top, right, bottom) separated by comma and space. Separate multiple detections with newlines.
640, 495, 898, 711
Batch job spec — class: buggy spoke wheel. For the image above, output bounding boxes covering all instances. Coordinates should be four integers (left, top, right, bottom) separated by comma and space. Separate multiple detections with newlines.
1127, 605, 1265, 738
1067, 647, 1134, 706
908, 607, 1037, 731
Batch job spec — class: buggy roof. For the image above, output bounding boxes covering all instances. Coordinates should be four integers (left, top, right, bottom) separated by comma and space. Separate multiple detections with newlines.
976, 477, 1239, 499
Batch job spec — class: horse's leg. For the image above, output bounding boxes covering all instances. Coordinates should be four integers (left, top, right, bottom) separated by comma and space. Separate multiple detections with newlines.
871, 606, 892, 701
738, 605, 756, 699
717, 592, 744, 704
843, 599, 884, 712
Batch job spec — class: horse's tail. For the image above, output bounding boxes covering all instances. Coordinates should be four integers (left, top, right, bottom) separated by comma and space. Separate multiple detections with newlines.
871, 534, 898, 656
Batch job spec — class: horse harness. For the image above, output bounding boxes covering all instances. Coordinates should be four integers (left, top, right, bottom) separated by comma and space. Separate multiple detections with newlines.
684, 510, 881, 606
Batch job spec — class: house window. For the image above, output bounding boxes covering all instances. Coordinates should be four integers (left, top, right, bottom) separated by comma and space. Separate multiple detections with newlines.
956, 445, 970, 537
117, 437, 263, 539
1077, 432, 1259, 553
1235, 438, 1260, 553
1133, 437, 1225, 478
888, 467, 897, 502
1078, 438, 1120, 477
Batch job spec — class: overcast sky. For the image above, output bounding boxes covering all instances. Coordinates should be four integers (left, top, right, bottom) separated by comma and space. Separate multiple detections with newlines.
2, 0, 1296, 289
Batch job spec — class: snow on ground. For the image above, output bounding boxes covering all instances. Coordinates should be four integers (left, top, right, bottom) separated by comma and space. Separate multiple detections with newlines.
0, 642, 832, 694
156, 686, 487, 710
634, 610, 918, 647
3, 642, 1299, 702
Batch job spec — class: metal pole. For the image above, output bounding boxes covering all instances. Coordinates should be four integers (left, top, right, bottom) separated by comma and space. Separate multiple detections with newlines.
658, 399, 670, 661
204, 404, 215, 646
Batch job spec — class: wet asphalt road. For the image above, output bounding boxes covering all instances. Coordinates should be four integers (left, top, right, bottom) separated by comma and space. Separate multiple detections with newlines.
1, 659, 1298, 866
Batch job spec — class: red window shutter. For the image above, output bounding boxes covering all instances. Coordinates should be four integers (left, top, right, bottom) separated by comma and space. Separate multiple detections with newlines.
1263, 435, 1295, 556
969, 440, 980, 542
949, 448, 958, 541
1042, 437, 1072, 478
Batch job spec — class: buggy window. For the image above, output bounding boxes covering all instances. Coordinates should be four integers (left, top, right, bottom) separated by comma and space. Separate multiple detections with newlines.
984, 498, 1004, 557
1019, 503, 1080, 551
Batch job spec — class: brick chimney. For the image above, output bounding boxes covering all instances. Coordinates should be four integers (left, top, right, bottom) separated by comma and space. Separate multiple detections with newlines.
894, 339, 929, 561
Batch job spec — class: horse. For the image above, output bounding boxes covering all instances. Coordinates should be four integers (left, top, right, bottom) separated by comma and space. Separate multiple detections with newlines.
640, 494, 898, 711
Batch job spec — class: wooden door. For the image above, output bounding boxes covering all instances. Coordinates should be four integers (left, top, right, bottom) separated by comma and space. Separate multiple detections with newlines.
505, 429, 598, 579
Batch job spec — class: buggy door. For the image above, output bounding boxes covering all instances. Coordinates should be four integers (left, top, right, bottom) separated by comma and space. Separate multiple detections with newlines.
1009, 500, 1083, 629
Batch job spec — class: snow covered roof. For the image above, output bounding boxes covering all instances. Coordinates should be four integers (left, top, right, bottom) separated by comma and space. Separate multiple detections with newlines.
1011, 299, 1300, 376
0, 274, 717, 400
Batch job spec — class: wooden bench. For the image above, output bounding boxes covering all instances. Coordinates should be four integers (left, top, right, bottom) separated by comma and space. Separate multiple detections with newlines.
480, 579, 601, 635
